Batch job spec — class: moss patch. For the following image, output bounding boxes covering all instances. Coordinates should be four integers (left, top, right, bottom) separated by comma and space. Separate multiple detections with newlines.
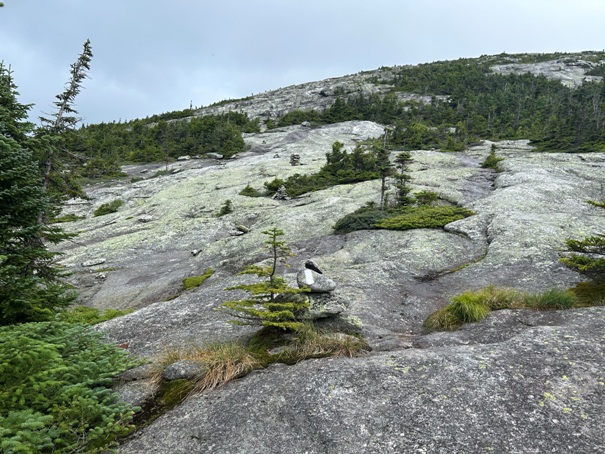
182, 269, 214, 290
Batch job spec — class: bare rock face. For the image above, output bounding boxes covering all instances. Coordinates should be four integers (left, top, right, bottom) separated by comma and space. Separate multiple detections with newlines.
53, 113, 605, 451
120, 307, 605, 453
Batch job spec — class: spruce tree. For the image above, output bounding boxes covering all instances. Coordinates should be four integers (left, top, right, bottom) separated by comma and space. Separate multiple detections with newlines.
393, 151, 414, 206
0, 64, 74, 325
375, 131, 393, 210
218, 228, 309, 330
38, 39, 93, 204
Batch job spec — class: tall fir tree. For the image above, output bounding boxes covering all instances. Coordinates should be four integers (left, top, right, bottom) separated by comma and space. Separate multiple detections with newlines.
0, 64, 74, 325
375, 130, 393, 210
393, 151, 414, 206
38, 39, 93, 204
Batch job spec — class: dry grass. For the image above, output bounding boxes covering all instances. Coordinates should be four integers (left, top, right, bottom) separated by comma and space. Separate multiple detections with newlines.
289, 324, 368, 359
189, 341, 261, 394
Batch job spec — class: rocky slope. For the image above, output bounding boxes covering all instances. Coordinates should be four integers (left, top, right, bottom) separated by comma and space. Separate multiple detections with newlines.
55, 55, 605, 452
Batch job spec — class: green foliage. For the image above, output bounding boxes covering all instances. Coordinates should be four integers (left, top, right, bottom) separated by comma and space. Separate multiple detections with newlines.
570, 281, 605, 306
93, 199, 124, 216
57, 306, 133, 325
423, 307, 461, 331
0, 322, 138, 452
0, 65, 75, 325
239, 184, 265, 197
447, 292, 491, 323
414, 190, 439, 206
425, 285, 585, 331
373, 206, 475, 231
49, 213, 85, 223
182, 269, 214, 290
587, 199, 605, 208
68, 111, 259, 168
392, 151, 414, 207
38, 39, 93, 203
269, 53, 605, 153
561, 235, 605, 282
263, 141, 380, 198
524, 288, 578, 310
217, 228, 309, 330
482, 145, 504, 170
217, 199, 233, 217
332, 205, 393, 234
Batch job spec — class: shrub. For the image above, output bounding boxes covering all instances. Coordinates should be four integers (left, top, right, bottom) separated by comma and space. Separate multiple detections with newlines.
332, 206, 392, 234
0, 322, 138, 453
182, 269, 214, 290
217, 199, 233, 217
561, 235, 605, 283
93, 199, 124, 217
414, 190, 439, 206
374, 206, 475, 230
525, 288, 578, 310
239, 184, 264, 197
481, 145, 504, 170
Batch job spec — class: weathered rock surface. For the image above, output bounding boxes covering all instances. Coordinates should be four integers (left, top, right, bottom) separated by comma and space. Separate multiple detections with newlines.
56, 124, 605, 358
52, 56, 605, 452
121, 307, 605, 453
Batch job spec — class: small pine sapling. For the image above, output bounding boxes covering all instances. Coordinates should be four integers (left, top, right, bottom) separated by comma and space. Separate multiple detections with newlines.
217, 228, 309, 330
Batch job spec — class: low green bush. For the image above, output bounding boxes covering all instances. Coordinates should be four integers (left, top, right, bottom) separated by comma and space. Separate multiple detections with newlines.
481, 147, 504, 170
374, 206, 474, 230
0, 322, 138, 453
332, 205, 393, 234
93, 199, 124, 217
239, 184, 265, 197
217, 200, 233, 217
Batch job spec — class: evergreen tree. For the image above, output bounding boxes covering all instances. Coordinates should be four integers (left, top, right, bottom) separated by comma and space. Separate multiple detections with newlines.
393, 151, 414, 206
375, 131, 393, 210
38, 39, 93, 204
218, 228, 309, 330
0, 64, 74, 325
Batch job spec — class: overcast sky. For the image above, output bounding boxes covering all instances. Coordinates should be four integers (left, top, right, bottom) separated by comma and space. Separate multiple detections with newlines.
2, 1, 605, 125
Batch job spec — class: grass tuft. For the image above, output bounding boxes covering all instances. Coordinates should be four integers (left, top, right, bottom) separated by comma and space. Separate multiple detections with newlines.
569, 281, 605, 306
447, 292, 491, 323
524, 288, 578, 310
